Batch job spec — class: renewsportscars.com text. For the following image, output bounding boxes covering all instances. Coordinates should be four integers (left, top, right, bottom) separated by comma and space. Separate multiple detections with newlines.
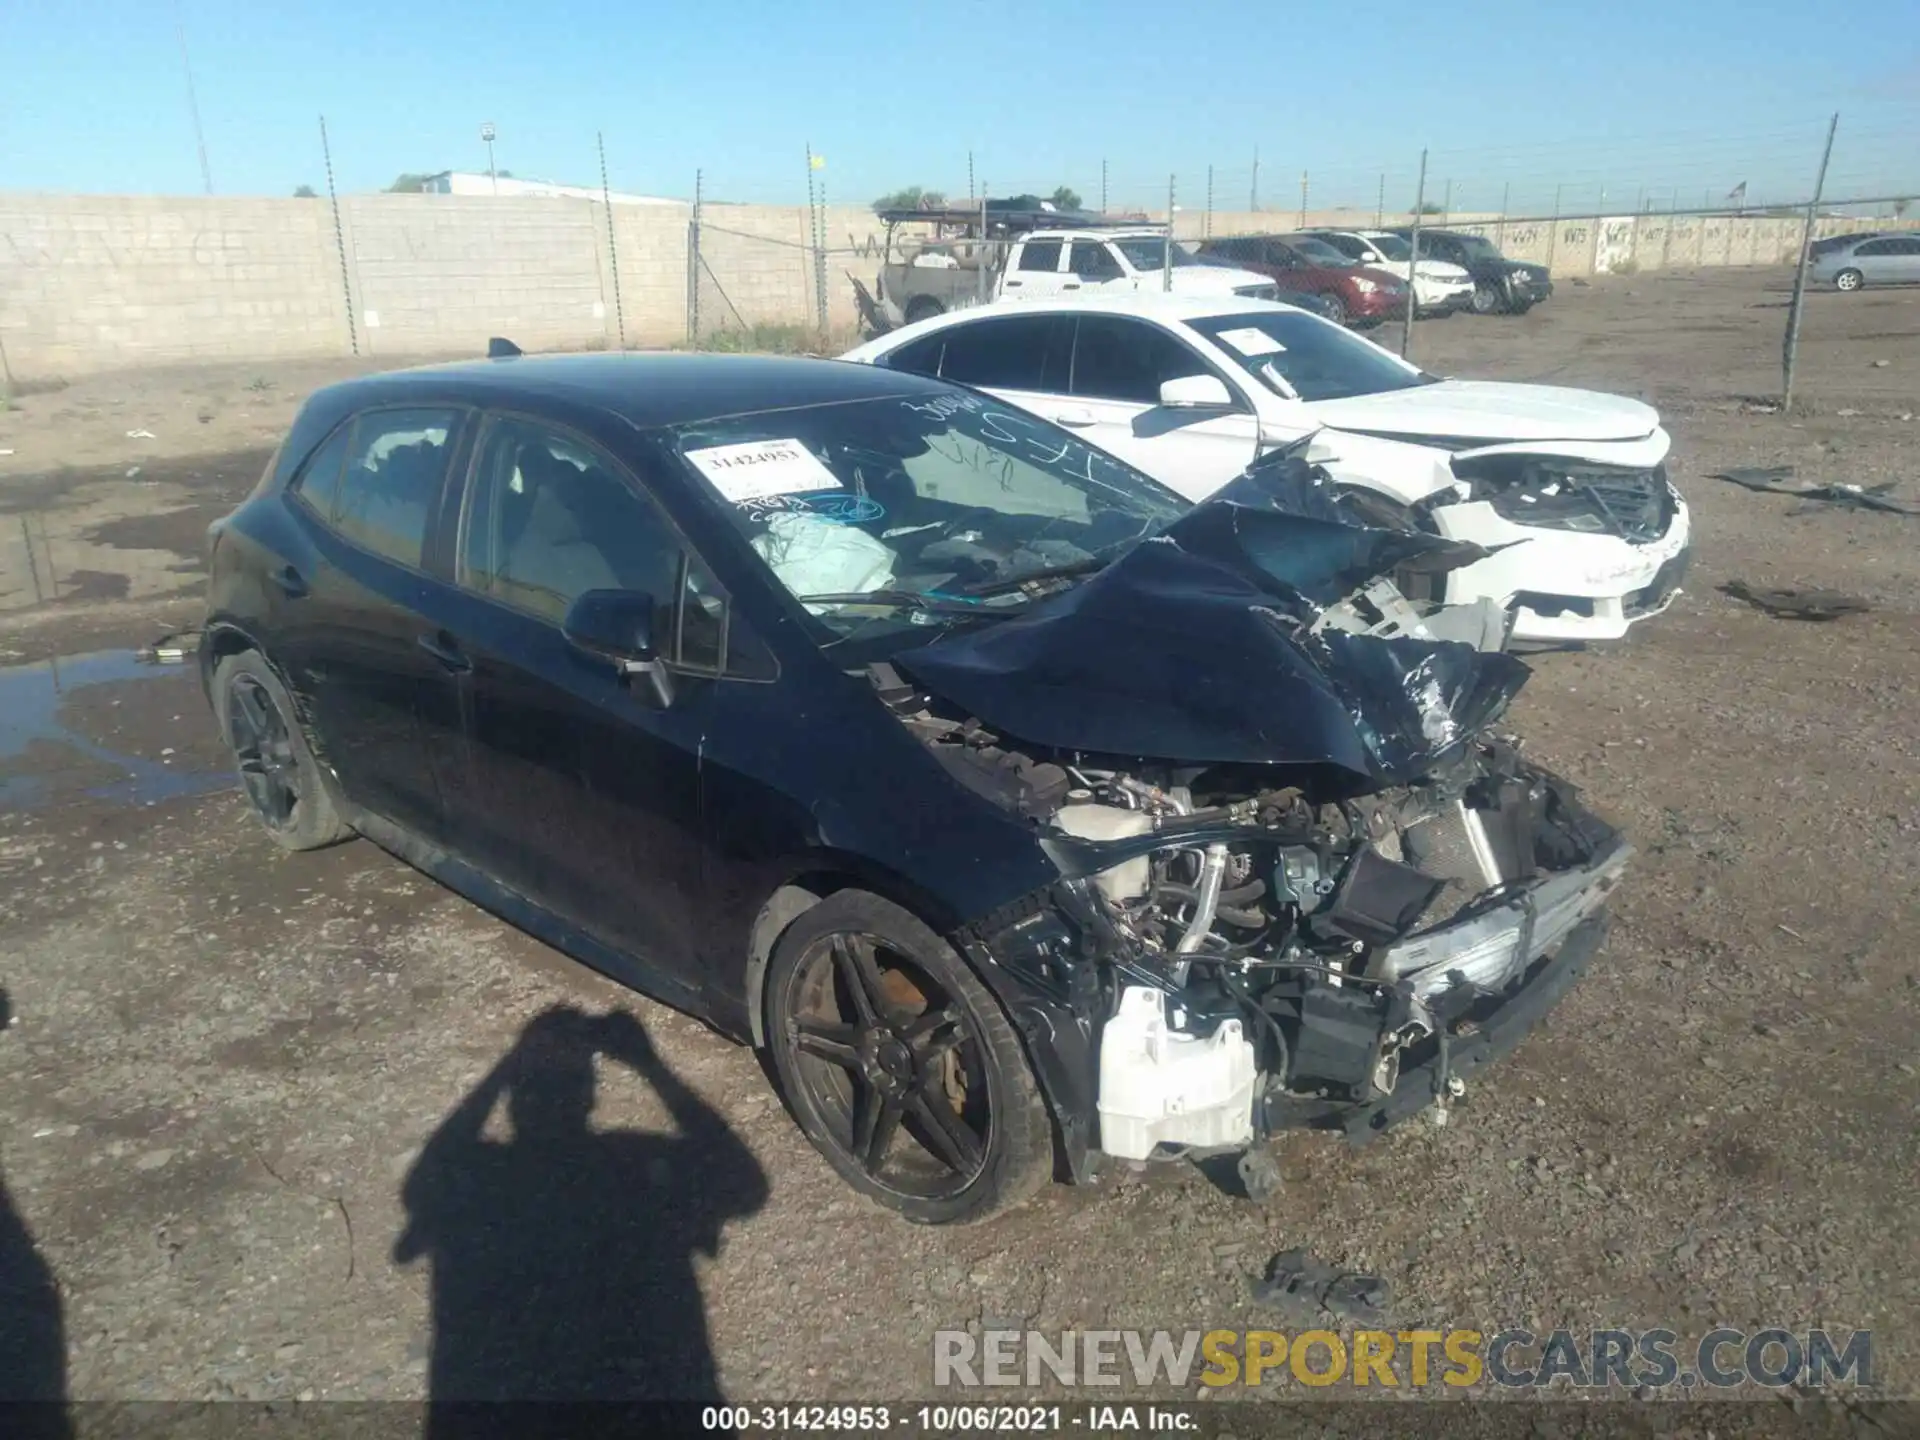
934, 1327, 1872, 1391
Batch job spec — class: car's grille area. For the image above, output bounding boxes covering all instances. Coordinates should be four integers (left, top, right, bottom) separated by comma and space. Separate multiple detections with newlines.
1476, 462, 1675, 542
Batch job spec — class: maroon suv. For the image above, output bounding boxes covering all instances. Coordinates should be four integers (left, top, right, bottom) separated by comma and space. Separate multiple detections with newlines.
1196, 233, 1408, 328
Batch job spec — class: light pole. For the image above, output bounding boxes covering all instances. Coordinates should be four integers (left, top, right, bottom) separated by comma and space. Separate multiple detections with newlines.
480, 122, 498, 193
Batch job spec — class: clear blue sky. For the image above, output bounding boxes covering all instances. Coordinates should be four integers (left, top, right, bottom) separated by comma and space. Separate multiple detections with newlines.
1, 0, 1913, 216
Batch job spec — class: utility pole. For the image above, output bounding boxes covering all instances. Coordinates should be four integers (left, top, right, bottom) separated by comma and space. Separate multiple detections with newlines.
1402, 149, 1427, 360
1783, 113, 1840, 411
1205, 165, 1214, 237
967, 150, 975, 202
1251, 146, 1260, 211
1442, 177, 1452, 223
175, 10, 213, 194
481, 122, 498, 193
1298, 170, 1308, 229
1100, 158, 1108, 215
1376, 173, 1385, 227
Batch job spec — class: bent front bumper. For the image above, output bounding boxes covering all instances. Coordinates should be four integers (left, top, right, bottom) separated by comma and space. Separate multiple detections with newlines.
1431, 495, 1692, 642
1262, 913, 1610, 1143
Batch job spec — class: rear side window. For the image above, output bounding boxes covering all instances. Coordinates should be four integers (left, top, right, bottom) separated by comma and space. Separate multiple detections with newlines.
1319, 234, 1369, 260
881, 331, 947, 378
1016, 240, 1063, 272
1855, 238, 1898, 256
936, 314, 1072, 392
333, 409, 460, 568
287, 425, 353, 520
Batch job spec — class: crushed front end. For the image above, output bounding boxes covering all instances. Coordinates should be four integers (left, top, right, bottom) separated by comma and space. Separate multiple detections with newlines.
885, 445, 1631, 1177
942, 734, 1627, 1169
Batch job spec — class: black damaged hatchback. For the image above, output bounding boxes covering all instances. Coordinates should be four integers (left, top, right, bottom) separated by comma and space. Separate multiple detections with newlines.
204, 351, 1629, 1224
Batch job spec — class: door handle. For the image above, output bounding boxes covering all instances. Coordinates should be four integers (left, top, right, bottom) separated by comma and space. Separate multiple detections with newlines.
1005, 279, 1023, 287
1053, 409, 1096, 428
270, 563, 308, 599
1062, 282, 1082, 290
417, 632, 472, 673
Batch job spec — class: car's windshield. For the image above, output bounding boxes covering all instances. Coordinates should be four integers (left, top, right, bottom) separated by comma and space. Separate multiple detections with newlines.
1286, 237, 1355, 267
665, 391, 1187, 647
1190, 311, 1429, 402
1113, 236, 1197, 270
1363, 234, 1412, 261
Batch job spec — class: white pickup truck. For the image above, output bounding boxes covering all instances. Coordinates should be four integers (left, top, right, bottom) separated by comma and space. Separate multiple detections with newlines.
878, 217, 1280, 328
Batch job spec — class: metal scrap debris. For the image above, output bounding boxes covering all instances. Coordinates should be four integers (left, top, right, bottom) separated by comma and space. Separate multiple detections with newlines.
1722, 581, 1870, 622
136, 629, 202, 664
1248, 1247, 1390, 1325
1711, 466, 1919, 516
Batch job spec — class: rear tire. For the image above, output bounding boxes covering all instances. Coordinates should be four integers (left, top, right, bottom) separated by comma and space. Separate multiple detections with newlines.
903, 296, 946, 326
1834, 268, 1864, 293
214, 650, 351, 852
764, 890, 1052, 1225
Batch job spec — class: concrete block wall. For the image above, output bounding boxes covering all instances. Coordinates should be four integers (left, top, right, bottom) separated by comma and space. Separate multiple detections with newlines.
341, 194, 610, 357
2, 191, 1916, 381
0, 194, 347, 376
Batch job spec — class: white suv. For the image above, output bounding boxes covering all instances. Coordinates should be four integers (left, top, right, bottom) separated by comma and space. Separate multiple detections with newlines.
1303, 230, 1475, 315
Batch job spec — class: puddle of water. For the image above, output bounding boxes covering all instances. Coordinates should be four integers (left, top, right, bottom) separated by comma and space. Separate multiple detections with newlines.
0, 649, 235, 810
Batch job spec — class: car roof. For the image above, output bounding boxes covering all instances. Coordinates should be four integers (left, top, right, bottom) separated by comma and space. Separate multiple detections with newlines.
1023, 227, 1168, 241
939, 292, 1310, 321
309, 351, 946, 429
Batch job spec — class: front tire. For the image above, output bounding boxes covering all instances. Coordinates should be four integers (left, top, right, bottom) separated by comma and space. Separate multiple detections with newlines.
1470, 283, 1504, 314
214, 650, 351, 852
1320, 292, 1348, 326
903, 296, 946, 326
764, 890, 1052, 1225
1834, 268, 1864, 293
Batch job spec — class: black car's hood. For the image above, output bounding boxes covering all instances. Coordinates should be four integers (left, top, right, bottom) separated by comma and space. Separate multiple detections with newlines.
895, 447, 1530, 787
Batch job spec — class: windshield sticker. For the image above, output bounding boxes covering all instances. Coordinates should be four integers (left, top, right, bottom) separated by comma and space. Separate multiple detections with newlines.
1216, 327, 1286, 357
684, 438, 842, 503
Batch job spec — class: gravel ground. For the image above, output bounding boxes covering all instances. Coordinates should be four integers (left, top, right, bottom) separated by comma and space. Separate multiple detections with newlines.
0, 268, 1916, 1413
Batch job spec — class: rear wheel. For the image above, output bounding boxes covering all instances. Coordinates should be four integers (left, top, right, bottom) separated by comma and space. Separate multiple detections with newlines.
903, 296, 946, 326
764, 890, 1052, 1225
214, 650, 351, 852
1834, 268, 1864, 293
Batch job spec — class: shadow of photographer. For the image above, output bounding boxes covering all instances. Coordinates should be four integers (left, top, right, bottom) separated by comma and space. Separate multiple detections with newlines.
395, 1003, 769, 1419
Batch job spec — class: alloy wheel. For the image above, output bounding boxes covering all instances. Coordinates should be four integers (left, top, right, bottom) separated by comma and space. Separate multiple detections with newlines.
782, 930, 990, 1200
227, 674, 303, 831
1834, 268, 1863, 292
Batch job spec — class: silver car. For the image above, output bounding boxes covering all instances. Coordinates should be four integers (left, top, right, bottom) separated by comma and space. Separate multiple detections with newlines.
1810, 232, 1920, 291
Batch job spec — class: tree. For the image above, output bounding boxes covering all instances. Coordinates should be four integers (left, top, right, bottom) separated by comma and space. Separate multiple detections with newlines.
292, 184, 319, 198
387, 172, 436, 193
1895, 198, 1912, 218
1050, 185, 1082, 211
872, 186, 946, 213
1414, 200, 1445, 214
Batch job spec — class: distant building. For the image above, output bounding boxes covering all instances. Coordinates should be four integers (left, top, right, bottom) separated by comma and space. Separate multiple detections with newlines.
418, 171, 682, 206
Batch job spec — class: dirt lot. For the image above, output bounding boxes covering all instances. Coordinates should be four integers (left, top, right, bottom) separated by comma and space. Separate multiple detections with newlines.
1, 268, 1917, 1410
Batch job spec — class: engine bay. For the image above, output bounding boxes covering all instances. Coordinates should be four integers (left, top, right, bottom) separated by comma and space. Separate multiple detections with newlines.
878, 668, 1626, 1162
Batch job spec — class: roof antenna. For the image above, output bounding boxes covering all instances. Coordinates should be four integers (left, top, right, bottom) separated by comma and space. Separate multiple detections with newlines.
487, 337, 522, 359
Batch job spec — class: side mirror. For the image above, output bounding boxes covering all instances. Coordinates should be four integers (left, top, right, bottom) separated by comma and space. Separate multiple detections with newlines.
1159, 374, 1234, 409
562, 589, 674, 706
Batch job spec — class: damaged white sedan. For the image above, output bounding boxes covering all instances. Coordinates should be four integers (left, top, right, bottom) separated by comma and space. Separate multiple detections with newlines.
844, 295, 1692, 644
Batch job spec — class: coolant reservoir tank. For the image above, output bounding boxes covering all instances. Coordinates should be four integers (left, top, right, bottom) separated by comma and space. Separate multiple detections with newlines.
1053, 804, 1155, 903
